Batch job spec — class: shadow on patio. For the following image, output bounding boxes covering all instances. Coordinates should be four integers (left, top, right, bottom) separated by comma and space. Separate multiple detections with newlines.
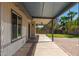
13, 35, 39, 56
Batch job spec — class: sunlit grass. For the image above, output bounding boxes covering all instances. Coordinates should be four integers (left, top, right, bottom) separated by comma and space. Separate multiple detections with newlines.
47, 34, 79, 38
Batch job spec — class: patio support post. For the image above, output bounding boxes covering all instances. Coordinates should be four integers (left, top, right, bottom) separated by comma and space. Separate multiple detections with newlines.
52, 19, 54, 41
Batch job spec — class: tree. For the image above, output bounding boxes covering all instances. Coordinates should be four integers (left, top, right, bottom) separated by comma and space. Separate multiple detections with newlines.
67, 11, 77, 34
60, 16, 69, 33
68, 11, 77, 21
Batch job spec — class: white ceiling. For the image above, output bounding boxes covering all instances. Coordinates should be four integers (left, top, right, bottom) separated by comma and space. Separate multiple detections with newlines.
22, 2, 74, 18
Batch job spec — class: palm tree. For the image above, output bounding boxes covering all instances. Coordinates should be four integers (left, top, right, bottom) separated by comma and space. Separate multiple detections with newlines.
68, 11, 77, 21
74, 16, 79, 34
60, 16, 69, 33
67, 11, 77, 34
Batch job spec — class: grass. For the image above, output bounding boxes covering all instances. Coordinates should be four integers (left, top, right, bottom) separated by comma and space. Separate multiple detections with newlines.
47, 34, 79, 38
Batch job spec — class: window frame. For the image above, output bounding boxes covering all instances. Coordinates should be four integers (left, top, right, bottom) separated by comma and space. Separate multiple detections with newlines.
11, 9, 22, 43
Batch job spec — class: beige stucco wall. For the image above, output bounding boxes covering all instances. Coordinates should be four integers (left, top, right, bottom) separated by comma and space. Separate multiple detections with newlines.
31, 20, 36, 37
0, 3, 32, 56
33, 18, 52, 25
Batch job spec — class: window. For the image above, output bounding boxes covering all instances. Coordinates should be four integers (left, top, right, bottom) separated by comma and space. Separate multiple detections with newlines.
18, 16, 22, 37
11, 10, 22, 42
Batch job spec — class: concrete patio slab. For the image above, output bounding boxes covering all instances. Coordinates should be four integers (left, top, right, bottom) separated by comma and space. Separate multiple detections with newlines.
37, 34, 52, 42
34, 42, 68, 56
34, 34, 68, 56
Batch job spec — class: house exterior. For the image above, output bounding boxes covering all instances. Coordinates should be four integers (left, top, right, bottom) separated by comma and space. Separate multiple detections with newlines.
0, 2, 35, 56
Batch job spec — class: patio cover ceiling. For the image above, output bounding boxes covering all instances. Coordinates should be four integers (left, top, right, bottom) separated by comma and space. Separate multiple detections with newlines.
21, 2, 76, 19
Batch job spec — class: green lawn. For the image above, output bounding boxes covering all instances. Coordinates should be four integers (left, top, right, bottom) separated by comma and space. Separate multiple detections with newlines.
47, 34, 79, 38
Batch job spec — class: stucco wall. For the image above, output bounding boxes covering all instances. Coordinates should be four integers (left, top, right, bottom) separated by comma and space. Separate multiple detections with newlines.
0, 3, 31, 56
33, 18, 52, 25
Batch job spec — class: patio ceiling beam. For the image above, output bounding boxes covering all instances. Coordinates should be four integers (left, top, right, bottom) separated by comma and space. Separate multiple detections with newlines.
32, 16, 53, 19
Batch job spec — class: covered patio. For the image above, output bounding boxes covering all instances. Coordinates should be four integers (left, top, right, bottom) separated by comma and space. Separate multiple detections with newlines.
14, 2, 78, 56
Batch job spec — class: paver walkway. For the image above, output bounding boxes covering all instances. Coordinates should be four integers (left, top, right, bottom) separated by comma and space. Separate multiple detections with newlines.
14, 34, 68, 56
54, 38, 79, 56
